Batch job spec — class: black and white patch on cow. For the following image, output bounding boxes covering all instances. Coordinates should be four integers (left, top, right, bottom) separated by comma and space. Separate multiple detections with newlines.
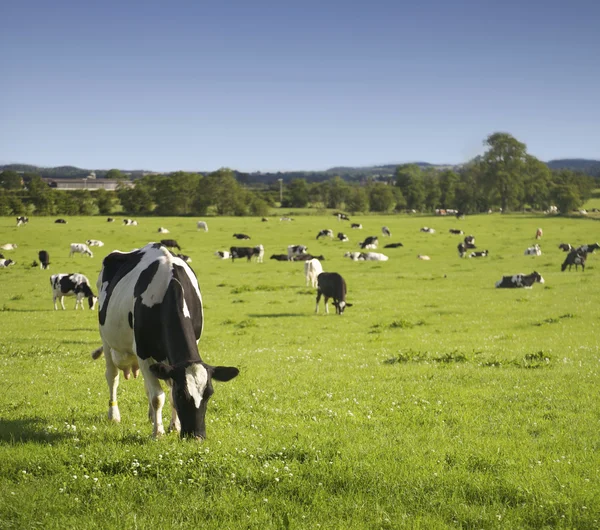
495, 271, 545, 289
107, 217, 115, 222
215, 250, 231, 259
337, 232, 349, 242
576, 242, 600, 254
16, 216, 29, 227
358, 236, 378, 249
86, 239, 104, 247
39, 250, 50, 269
0, 259, 15, 268
160, 239, 181, 250
158, 227, 170, 234
420, 227, 435, 233
382, 226, 391, 237
316, 229, 333, 239
123, 219, 138, 226
469, 250, 489, 258
351, 223, 362, 229
316, 272, 352, 315
463, 235, 476, 249
288, 245, 308, 258
94, 243, 238, 439
51, 273, 97, 309
524, 244, 542, 256
558, 243, 572, 252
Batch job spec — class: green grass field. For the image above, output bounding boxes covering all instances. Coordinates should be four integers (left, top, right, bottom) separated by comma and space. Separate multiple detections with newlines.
0, 213, 599, 529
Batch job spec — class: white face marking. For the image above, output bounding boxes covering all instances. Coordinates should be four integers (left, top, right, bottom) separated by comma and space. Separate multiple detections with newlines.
338, 301, 346, 310
185, 364, 208, 408
538, 276, 545, 284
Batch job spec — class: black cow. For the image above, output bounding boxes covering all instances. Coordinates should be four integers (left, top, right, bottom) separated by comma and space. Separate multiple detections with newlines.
384, 243, 403, 248
55, 218, 67, 224
351, 223, 362, 229
576, 243, 600, 254
316, 272, 352, 315
458, 243, 467, 257
233, 233, 251, 240
160, 239, 181, 251
449, 229, 464, 235
558, 243, 572, 252
495, 271, 545, 288
359, 236, 378, 249
562, 250, 587, 272
230, 246, 259, 261
38, 250, 50, 270
270, 254, 291, 261
291, 253, 325, 261
93, 243, 238, 439
107, 217, 115, 222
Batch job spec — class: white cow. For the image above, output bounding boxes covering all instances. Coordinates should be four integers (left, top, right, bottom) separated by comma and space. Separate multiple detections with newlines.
158, 227, 170, 234
86, 239, 104, 247
524, 244, 542, 256
0, 243, 17, 251
304, 258, 323, 287
362, 252, 389, 261
418, 255, 431, 260
70, 243, 93, 258
197, 221, 209, 232
123, 219, 138, 226
215, 250, 230, 259
344, 252, 364, 261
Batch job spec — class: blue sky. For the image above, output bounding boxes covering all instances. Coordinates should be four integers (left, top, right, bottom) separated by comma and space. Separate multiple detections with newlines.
1, 0, 599, 172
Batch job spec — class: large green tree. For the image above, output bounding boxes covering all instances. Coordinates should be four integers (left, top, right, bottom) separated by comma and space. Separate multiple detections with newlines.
287, 179, 310, 208
0, 170, 23, 190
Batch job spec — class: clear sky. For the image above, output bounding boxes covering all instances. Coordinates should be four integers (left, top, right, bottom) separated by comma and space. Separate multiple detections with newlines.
1, 0, 598, 172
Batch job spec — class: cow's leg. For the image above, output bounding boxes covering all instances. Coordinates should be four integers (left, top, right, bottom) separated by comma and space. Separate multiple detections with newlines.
60, 296, 66, 310
103, 343, 121, 423
165, 380, 181, 433
138, 358, 166, 437
324, 296, 330, 314
315, 291, 322, 313
53, 295, 58, 310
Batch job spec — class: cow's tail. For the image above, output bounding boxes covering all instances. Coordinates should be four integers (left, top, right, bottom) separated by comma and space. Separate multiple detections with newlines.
91, 346, 104, 360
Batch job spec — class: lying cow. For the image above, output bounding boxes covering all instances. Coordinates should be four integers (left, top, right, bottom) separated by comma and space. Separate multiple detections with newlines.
39, 250, 50, 270
160, 239, 181, 251
123, 219, 138, 226
175, 253, 192, 263
337, 232, 349, 242
576, 243, 600, 254
524, 244, 542, 256
316, 229, 333, 239
304, 258, 323, 287
70, 243, 93, 258
157, 227, 170, 234
420, 227, 435, 234
495, 272, 545, 289
51, 273, 97, 309
351, 223, 362, 229
358, 236, 378, 249
270, 254, 290, 261
469, 250, 489, 258
0, 259, 15, 268
361, 252, 389, 261
292, 253, 325, 261
215, 250, 231, 260
449, 229, 464, 235
86, 239, 104, 247
384, 242, 403, 248
316, 272, 351, 315
55, 218, 67, 224
93, 243, 239, 439
558, 243, 572, 252
233, 233, 251, 240
1, 243, 17, 251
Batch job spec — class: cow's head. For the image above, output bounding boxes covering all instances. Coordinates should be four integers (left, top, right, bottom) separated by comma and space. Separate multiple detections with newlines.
334, 301, 353, 315
150, 361, 239, 439
88, 295, 98, 310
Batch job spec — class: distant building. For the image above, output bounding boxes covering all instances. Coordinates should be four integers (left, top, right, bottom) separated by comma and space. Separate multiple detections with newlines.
42, 178, 134, 191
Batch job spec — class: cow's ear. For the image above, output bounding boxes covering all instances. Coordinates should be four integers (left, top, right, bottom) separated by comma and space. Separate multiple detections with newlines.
346, 303, 353, 307
149, 363, 175, 380
211, 366, 239, 382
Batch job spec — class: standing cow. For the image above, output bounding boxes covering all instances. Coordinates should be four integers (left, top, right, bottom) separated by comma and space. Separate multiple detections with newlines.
304, 258, 323, 287
39, 250, 50, 270
70, 243, 93, 258
93, 243, 238, 439
315, 272, 352, 315
51, 273, 97, 309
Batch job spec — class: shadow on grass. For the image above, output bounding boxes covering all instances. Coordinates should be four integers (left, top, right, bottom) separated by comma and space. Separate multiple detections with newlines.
247, 313, 309, 318
0, 417, 65, 444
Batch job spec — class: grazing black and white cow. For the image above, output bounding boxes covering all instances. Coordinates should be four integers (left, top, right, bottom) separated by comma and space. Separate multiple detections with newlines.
288, 245, 308, 259
458, 242, 467, 258
51, 273, 97, 309
351, 223, 362, 229
449, 229, 464, 235
86, 239, 104, 247
469, 250, 489, 258
16, 216, 29, 227
382, 226, 391, 237
359, 236, 378, 249
215, 250, 231, 260
316, 272, 351, 315
316, 229, 333, 239
337, 232, 349, 242
230, 246, 260, 262
558, 243, 572, 252
495, 271, 545, 289
158, 227, 170, 234
420, 227, 435, 234
197, 221, 209, 232
576, 243, 600, 254
160, 239, 181, 251
384, 242, 403, 248
270, 254, 290, 261
175, 253, 192, 263
562, 250, 587, 272
70, 243, 93, 258
94, 243, 239, 439
304, 258, 323, 287
39, 250, 50, 270
233, 233, 251, 240
464, 235, 476, 248
107, 217, 115, 222
55, 218, 67, 224
123, 218, 138, 226
0, 259, 15, 268
334, 212, 350, 221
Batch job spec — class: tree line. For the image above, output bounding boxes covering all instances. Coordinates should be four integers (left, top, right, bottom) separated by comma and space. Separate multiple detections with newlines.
0, 133, 596, 217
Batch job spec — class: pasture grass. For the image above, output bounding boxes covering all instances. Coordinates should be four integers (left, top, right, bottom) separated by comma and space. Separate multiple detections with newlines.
0, 213, 599, 529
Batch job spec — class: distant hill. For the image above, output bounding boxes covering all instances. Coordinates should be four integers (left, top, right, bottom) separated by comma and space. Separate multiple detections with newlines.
2, 158, 599, 183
